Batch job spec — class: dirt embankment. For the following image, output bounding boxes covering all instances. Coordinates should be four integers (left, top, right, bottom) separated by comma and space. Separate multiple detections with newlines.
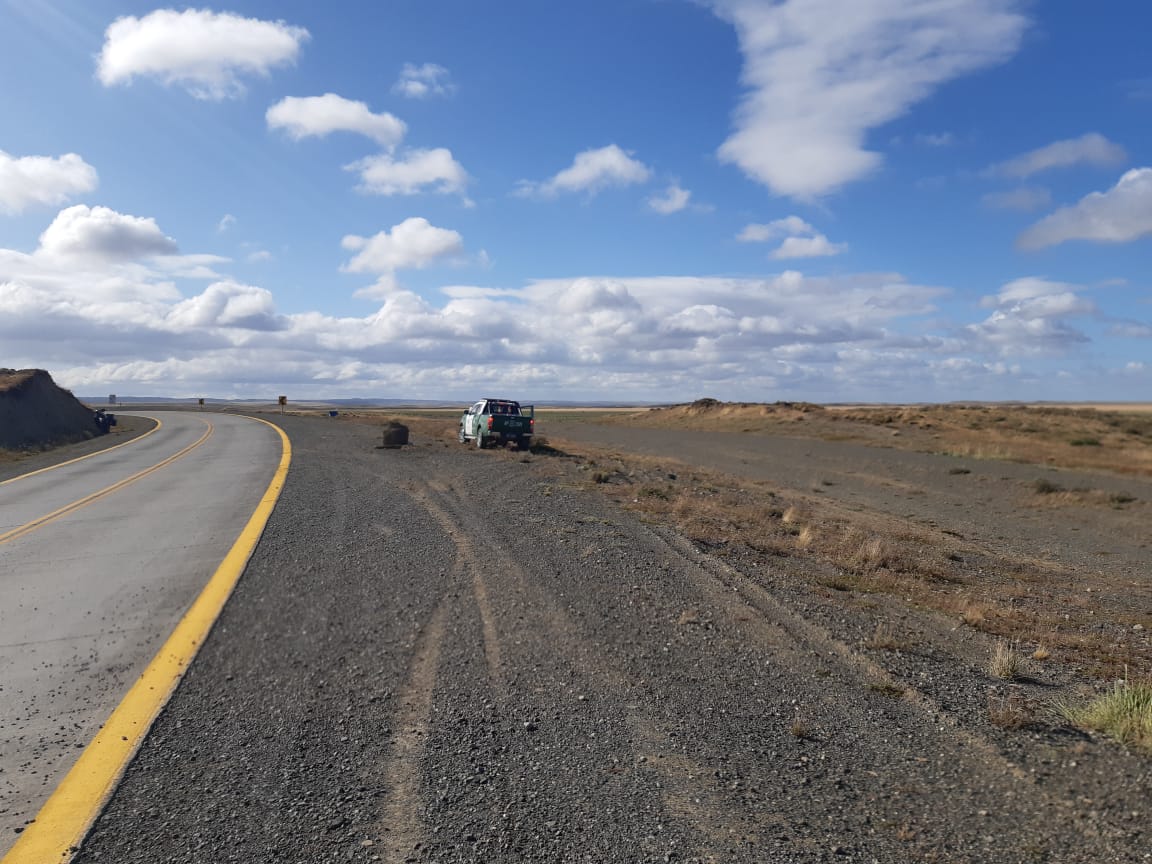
0, 368, 102, 451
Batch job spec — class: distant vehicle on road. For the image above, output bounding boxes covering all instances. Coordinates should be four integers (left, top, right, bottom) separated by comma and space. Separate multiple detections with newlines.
459, 398, 534, 450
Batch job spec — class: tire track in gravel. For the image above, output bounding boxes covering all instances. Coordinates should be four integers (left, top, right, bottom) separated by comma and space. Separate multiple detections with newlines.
463, 458, 1144, 861
375, 600, 449, 864
411, 476, 767, 862
410, 480, 505, 695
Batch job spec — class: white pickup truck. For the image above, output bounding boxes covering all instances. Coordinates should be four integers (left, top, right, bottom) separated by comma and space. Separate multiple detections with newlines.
458, 398, 535, 450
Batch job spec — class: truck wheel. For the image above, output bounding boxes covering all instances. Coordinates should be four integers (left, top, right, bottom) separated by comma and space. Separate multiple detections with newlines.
475, 432, 485, 449
458, 426, 466, 444
516, 437, 529, 451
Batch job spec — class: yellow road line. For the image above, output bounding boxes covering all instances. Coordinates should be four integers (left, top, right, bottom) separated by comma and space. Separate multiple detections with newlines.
1, 415, 291, 864
0, 416, 163, 487
0, 421, 211, 547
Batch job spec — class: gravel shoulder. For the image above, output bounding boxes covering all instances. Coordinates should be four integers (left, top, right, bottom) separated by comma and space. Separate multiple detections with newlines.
68, 415, 1150, 863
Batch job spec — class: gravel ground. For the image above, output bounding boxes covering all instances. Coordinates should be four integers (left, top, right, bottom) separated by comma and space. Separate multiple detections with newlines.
69, 415, 1150, 863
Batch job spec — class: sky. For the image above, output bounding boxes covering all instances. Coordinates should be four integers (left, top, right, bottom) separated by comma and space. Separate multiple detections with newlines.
0, 0, 1149, 403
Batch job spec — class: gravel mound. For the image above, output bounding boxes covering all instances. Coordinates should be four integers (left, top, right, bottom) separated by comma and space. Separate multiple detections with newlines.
0, 369, 103, 450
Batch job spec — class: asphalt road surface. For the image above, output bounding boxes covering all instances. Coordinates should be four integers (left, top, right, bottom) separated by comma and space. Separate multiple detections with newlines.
0, 412, 282, 853
67, 416, 1148, 864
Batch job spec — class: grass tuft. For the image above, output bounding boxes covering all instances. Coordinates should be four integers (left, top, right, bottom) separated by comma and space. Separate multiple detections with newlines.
1057, 680, 1152, 752
989, 639, 1024, 680
988, 692, 1034, 729
1032, 477, 1063, 495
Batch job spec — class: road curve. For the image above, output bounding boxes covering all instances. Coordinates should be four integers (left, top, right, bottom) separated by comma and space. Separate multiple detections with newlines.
0, 411, 284, 854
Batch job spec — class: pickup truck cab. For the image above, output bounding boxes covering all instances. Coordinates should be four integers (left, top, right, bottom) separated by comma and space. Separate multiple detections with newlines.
459, 398, 535, 449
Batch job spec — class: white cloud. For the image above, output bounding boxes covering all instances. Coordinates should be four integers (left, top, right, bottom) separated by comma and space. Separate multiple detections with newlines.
216, 214, 236, 233
0, 151, 97, 214
393, 63, 454, 99
738, 216, 815, 242
709, 0, 1026, 199
37, 205, 177, 262
771, 235, 846, 259
97, 9, 309, 99
346, 148, 468, 197
990, 133, 1127, 179
167, 280, 282, 330
2, 210, 1143, 401
247, 250, 273, 263
969, 277, 1095, 353
1018, 168, 1152, 250
517, 145, 651, 198
738, 215, 845, 258
341, 217, 464, 298
648, 183, 692, 214
266, 94, 406, 147
982, 186, 1051, 212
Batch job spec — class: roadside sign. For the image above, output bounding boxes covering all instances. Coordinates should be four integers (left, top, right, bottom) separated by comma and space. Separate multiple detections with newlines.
108, 394, 116, 405
198, 398, 205, 410
278, 395, 287, 414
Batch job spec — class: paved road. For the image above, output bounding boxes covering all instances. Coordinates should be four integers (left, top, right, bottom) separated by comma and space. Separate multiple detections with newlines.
0, 411, 282, 851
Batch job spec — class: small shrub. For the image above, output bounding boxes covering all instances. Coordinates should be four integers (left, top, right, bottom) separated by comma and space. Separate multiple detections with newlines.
1032, 645, 1051, 661
591, 471, 611, 484
1069, 438, 1102, 447
1033, 477, 1063, 495
948, 467, 971, 475
989, 639, 1023, 680
790, 718, 812, 739
1057, 680, 1152, 752
781, 505, 803, 524
1110, 493, 1136, 505
989, 692, 1034, 729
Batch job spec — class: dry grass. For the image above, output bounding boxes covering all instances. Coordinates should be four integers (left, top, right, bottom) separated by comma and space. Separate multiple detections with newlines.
1056, 680, 1152, 752
988, 691, 1035, 729
989, 640, 1025, 681
596, 400, 1152, 477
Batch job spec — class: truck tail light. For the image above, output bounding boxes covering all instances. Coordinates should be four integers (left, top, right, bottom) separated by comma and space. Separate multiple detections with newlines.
530, 418, 535, 430
487, 416, 494, 430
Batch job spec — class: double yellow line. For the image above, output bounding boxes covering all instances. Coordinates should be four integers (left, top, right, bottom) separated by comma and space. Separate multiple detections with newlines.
0, 419, 162, 489
2, 415, 292, 864
0, 420, 211, 547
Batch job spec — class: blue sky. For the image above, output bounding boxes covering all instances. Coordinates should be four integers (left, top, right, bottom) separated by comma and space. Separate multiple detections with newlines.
0, 0, 1149, 402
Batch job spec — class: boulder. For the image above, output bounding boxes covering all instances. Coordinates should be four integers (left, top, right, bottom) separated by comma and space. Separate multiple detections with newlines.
379, 421, 409, 449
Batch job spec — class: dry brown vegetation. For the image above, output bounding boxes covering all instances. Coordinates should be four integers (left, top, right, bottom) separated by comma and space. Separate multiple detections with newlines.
343, 404, 1148, 683
592, 399, 1152, 476
321, 406, 1151, 742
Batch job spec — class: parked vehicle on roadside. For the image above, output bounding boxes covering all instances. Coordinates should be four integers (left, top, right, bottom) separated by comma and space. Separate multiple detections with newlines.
459, 398, 534, 450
